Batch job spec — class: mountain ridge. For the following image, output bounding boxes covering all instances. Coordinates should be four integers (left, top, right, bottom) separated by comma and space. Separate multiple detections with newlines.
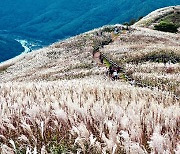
134, 5, 180, 28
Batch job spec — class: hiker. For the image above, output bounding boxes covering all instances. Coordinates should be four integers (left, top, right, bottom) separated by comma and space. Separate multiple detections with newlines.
96, 31, 103, 37
109, 66, 114, 77
114, 27, 119, 34
106, 67, 109, 76
112, 69, 118, 80
130, 80, 136, 85
99, 54, 103, 64
117, 66, 122, 73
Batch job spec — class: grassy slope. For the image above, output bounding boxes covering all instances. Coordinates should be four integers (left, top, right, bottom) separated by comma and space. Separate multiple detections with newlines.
0, 24, 179, 94
134, 5, 180, 28
159, 11, 180, 27
0, 26, 113, 81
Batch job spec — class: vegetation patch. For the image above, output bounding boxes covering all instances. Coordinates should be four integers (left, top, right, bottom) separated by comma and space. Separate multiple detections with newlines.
101, 27, 115, 33
159, 11, 180, 27
153, 11, 180, 33
0, 67, 7, 74
103, 58, 111, 67
154, 21, 178, 33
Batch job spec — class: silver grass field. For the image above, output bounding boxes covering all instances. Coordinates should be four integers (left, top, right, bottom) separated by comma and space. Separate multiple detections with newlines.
0, 78, 179, 153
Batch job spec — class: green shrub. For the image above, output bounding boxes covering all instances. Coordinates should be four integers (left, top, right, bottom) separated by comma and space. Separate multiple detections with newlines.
102, 27, 114, 33
154, 21, 178, 33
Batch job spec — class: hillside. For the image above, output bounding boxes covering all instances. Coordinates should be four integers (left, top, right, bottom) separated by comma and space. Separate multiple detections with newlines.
0, 7, 180, 153
134, 5, 180, 29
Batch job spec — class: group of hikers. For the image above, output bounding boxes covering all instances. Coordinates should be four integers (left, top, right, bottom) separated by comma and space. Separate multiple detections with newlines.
98, 53, 123, 81
93, 26, 131, 80
106, 65, 122, 80
95, 25, 130, 37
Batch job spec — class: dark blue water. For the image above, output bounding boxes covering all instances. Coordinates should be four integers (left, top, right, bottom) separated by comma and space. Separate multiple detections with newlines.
0, 32, 43, 63
0, 34, 24, 62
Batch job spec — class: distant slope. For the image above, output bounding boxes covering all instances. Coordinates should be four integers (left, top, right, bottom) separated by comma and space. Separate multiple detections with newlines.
134, 5, 180, 28
0, 36, 24, 62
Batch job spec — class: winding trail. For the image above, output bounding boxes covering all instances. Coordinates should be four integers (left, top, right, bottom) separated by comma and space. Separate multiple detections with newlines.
99, 52, 180, 100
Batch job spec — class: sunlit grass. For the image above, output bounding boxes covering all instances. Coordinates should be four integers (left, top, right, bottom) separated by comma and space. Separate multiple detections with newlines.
0, 78, 179, 153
